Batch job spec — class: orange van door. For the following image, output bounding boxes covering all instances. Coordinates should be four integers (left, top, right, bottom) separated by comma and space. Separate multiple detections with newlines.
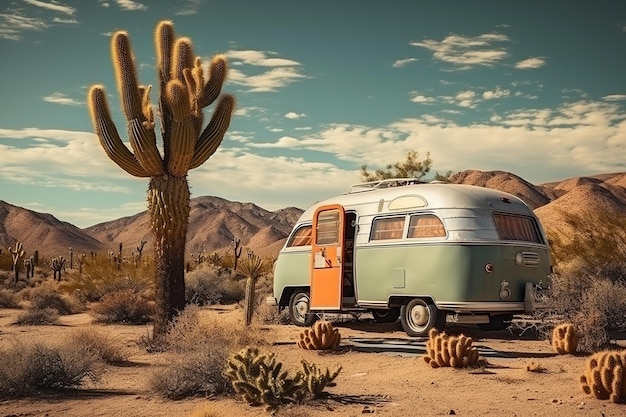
310, 205, 345, 310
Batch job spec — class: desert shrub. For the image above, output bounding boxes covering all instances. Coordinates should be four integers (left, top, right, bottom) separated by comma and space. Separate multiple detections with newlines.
185, 266, 222, 306
0, 288, 19, 308
549, 262, 626, 351
28, 282, 84, 315
60, 255, 154, 303
0, 339, 102, 397
185, 265, 244, 306
146, 306, 235, 399
148, 348, 232, 399
68, 329, 128, 363
91, 289, 155, 324
15, 307, 60, 325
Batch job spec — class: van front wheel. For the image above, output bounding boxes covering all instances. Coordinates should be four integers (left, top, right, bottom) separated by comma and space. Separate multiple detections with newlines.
400, 298, 446, 337
288, 290, 317, 327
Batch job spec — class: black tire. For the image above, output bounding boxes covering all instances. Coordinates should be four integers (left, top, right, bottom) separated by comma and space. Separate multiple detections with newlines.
288, 290, 317, 327
400, 298, 446, 337
478, 314, 514, 331
371, 307, 400, 323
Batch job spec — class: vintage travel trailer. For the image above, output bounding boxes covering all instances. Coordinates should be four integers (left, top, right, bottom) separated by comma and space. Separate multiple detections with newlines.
267, 179, 552, 336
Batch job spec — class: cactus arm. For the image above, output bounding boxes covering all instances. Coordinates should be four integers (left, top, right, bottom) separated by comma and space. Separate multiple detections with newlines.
165, 80, 197, 176
189, 94, 235, 169
111, 31, 165, 176
155, 21, 174, 159
88, 86, 150, 177
199, 55, 228, 108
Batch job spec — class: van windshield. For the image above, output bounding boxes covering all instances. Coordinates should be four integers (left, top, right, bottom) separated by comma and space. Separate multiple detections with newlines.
493, 213, 543, 243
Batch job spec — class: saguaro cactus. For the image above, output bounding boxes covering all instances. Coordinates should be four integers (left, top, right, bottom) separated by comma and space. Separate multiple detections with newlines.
87, 21, 234, 336
52, 256, 66, 281
8, 242, 25, 283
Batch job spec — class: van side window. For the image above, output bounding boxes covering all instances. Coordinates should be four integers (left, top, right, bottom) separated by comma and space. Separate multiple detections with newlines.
316, 209, 340, 245
287, 225, 312, 247
493, 213, 542, 243
408, 214, 446, 238
371, 216, 405, 240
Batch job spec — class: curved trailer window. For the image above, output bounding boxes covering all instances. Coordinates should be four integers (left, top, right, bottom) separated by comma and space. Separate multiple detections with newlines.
493, 213, 543, 243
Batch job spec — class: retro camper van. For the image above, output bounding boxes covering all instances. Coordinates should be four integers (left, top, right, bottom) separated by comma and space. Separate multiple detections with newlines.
267, 179, 551, 336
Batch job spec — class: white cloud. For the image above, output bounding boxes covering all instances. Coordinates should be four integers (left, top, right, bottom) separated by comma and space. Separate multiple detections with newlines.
482, 88, 510, 100
285, 112, 306, 119
175, 0, 203, 16
225, 50, 309, 92
411, 33, 509, 68
267, 127, 284, 133
603, 94, 626, 101
226, 50, 300, 67
410, 93, 436, 104
23, 0, 75, 16
515, 57, 546, 69
392, 58, 418, 68
52, 17, 78, 24
455, 90, 477, 108
0, 13, 47, 40
114, 0, 147, 11
43, 92, 83, 106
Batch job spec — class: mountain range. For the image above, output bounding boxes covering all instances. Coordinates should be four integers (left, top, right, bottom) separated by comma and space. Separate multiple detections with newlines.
2, 169, 626, 260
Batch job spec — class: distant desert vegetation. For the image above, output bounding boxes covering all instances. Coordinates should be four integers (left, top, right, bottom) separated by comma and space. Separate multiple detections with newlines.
2, 169, 626, 259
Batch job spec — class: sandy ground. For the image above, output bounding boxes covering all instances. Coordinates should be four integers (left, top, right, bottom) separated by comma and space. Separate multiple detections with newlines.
0, 305, 625, 417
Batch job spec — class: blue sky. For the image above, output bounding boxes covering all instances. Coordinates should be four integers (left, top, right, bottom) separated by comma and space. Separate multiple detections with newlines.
1, 0, 626, 228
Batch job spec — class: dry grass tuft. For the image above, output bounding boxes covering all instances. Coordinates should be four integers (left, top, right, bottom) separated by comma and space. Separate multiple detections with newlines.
91, 289, 155, 324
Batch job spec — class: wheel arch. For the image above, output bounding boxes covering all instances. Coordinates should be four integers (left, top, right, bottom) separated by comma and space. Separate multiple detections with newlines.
278, 285, 310, 308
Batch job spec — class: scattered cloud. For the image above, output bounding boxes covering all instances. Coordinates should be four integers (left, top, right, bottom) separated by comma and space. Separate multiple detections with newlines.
23, 0, 75, 16
267, 127, 283, 133
455, 90, 477, 108
603, 94, 626, 101
114, 0, 147, 11
483, 88, 511, 100
43, 92, 84, 106
0, 13, 47, 40
411, 33, 510, 68
52, 17, 78, 24
285, 112, 306, 119
226, 50, 309, 92
175, 0, 204, 15
410, 93, 436, 104
295, 126, 312, 131
515, 57, 546, 69
392, 58, 418, 68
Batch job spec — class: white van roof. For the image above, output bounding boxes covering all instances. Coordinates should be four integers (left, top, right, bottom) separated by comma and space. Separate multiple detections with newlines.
298, 181, 533, 222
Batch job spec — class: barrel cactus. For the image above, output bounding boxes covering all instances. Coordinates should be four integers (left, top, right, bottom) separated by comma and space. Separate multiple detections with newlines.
87, 20, 235, 335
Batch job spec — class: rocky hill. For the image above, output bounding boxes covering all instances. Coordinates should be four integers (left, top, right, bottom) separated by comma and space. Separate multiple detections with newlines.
2, 169, 626, 261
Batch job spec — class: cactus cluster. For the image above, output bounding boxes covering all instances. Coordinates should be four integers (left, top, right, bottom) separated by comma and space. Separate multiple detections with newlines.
224, 347, 342, 411
551, 323, 579, 355
580, 350, 626, 403
297, 320, 341, 350
423, 328, 484, 368
225, 347, 303, 410
300, 360, 342, 398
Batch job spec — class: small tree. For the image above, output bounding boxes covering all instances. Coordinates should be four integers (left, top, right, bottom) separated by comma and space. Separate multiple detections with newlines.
360, 149, 451, 182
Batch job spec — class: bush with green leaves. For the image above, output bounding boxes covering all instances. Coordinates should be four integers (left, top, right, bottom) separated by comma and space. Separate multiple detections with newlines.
0, 338, 103, 397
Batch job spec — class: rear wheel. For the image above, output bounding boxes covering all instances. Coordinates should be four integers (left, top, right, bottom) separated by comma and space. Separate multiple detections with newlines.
478, 314, 514, 331
400, 298, 446, 337
371, 307, 400, 323
288, 290, 317, 327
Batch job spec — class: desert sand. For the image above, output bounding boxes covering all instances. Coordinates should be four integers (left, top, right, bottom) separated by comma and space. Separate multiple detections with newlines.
0, 305, 624, 417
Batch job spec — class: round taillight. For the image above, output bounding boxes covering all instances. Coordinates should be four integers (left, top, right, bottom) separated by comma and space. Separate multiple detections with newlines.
514, 252, 524, 266
485, 263, 494, 273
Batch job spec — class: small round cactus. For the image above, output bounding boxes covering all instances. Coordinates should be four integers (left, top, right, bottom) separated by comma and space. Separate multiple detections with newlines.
551, 323, 579, 355
297, 320, 341, 350
580, 350, 626, 403
423, 328, 485, 368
